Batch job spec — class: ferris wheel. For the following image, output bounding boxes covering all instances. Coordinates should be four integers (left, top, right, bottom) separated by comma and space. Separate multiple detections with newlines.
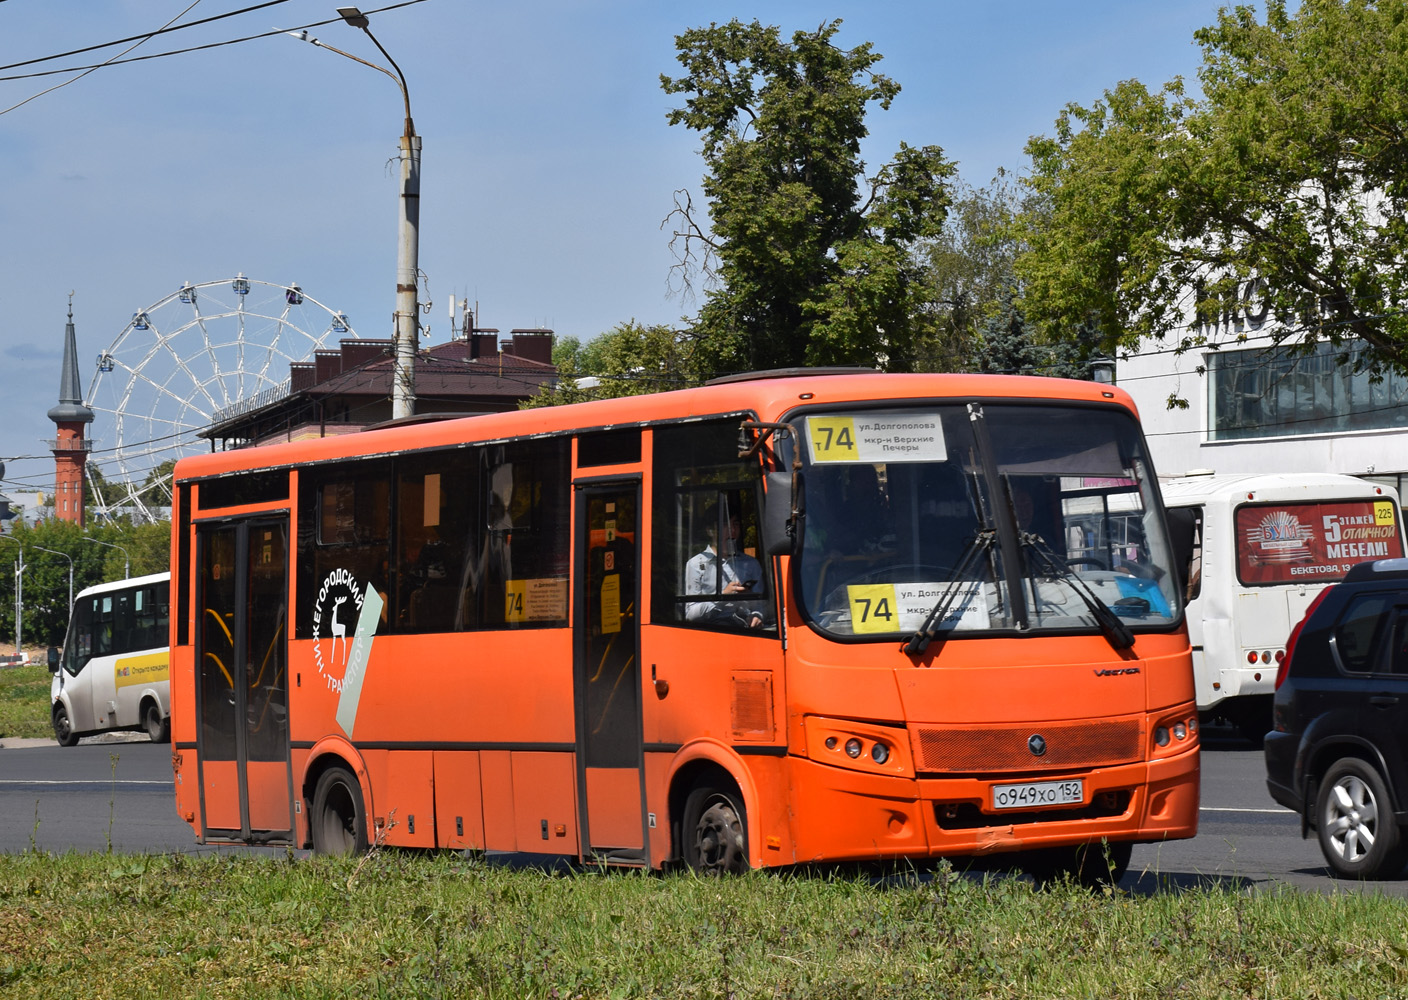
83, 275, 358, 523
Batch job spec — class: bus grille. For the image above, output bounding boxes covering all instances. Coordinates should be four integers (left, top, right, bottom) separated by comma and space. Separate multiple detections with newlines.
912, 719, 1143, 773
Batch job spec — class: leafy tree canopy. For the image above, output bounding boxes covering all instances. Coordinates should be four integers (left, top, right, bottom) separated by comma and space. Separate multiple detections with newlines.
520, 322, 695, 407
0, 518, 170, 646
662, 18, 955, 375
1017, 0, 1408, 375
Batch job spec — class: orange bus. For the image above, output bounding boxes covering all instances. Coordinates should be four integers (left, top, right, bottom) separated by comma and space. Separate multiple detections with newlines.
168, 370, 1199, 882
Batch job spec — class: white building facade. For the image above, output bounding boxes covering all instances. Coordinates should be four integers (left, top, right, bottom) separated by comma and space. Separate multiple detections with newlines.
1117, 275, 1408, 495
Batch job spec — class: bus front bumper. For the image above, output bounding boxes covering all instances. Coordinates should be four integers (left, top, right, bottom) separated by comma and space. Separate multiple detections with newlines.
785, 749, 1199, 864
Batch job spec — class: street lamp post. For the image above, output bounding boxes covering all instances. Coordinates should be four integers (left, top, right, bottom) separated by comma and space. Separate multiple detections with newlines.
0, 535, 18, 656
294, 7, 420, 419
86, 537, 130, 579
31, 544, 74, 616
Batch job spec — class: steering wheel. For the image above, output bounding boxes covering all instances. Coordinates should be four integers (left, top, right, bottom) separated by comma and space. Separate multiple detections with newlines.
1116, 558, 1160, 581
1065, 557, 1108, 571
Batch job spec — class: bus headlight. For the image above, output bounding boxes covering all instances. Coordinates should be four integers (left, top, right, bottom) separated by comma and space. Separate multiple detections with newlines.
803, 716, 913, 777
1150, 710, 1200, 758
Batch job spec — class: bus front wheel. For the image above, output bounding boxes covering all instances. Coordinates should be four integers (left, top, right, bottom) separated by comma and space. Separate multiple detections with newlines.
682, 785, 749, 875
143, 701, 170, 744
311, 766, 368, 856
52, 704, 79, 747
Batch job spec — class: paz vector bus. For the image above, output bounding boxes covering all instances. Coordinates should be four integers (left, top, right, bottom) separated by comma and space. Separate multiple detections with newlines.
166, 370, 1199, 884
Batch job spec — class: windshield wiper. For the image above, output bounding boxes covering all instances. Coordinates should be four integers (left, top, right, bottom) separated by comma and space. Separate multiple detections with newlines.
1019, 532, 1135, 651
902, 529, 996, 656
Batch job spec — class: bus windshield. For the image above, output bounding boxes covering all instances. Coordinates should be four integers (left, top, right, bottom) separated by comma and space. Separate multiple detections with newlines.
794, 402, 1180, 640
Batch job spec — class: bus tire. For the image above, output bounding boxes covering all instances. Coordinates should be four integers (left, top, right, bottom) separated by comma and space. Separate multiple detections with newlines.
143, 701, 170, 744
682, 784, 749, 875
1316, 758, 1407, 879
311, 766, 368, 856
52, 704, 80, 747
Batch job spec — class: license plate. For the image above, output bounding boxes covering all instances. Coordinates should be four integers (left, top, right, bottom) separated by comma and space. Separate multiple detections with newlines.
992, 778, 1084, 810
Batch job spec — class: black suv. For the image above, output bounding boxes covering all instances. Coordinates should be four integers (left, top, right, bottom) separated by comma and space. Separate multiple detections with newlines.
1265, 558, 1408, 879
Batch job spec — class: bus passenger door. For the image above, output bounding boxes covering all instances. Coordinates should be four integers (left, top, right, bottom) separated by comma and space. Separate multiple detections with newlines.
574, 483, 647, 863
195, 518, 293, 842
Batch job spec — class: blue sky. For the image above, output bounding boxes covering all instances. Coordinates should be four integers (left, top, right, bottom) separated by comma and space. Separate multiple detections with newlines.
0, 0, 1226, 498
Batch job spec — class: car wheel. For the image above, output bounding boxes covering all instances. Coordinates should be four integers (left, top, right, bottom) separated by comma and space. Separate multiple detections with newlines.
311, 766, 367, 856
52, 704, 80, 747
143, 701, 170, 744
1316, 758, 1407, 879
682, 785, 749, 875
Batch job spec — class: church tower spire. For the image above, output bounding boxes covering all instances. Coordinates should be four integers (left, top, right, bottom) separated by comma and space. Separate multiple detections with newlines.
48, 296, 94, 525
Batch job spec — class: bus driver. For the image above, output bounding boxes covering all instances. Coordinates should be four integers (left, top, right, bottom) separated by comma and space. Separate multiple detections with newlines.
684, 503, 770, 628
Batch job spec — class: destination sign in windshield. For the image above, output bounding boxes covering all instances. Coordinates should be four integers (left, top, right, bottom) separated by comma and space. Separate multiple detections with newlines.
805, 413, 947, 464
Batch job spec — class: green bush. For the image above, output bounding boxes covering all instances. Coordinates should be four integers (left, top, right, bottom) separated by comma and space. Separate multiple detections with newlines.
0, 663, 51, 740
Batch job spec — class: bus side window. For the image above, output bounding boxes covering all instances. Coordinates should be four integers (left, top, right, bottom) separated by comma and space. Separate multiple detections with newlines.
1184, 507, 1204, 602
63, 598, 96, 676
476, 438, 571, 630
295, 460, 392, 639
395, 450, 477, 633
651, 420, 776, 634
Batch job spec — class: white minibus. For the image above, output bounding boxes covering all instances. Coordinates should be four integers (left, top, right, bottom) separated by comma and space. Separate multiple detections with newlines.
47, 572, 171, 746
1160, 472, 1403, 740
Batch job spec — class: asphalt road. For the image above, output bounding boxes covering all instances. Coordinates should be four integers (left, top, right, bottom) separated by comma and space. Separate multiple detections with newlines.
0, 728, 1397, 894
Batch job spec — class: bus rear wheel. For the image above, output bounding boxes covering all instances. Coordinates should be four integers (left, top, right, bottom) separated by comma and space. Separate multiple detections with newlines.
52, 704, 79, 747
311, 766, 367, 856
143, 701, 170, 744
683, 785, 749, 875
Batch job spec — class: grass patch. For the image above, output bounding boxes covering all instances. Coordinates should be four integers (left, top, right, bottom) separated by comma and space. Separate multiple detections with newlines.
0, 663, 52, 740
2, 851, 1407, 998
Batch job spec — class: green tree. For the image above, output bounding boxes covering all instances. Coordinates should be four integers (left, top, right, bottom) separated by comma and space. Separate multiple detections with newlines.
916, 175, 1043, 371
1017, 0, 1408, 376
662, 18, 955, 376
521, 322, 695, 407
0, 519, 107, 647
0, 518, 171, 648
88, 519, 170, 579
139, 459, 177, 508
972, 290, 1098, 380
82, 463, 119, 512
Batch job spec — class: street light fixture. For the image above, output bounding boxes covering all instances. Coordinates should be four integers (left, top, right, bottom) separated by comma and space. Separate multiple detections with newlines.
292, 7, 421, 419
86, 536, 130, 579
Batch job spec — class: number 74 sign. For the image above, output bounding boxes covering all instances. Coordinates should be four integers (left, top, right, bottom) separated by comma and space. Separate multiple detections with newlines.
845, 581, 988, 634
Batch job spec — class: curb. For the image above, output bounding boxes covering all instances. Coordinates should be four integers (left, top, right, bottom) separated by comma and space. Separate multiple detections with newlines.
0, 738, 56, 750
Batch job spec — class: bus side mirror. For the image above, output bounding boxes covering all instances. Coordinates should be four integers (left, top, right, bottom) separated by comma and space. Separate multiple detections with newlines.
46, 646, 60, 673
1164, 507, 1197, 597
763, 471, 803, 557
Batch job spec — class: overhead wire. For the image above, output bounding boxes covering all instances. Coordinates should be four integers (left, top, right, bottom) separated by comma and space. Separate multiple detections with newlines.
0, 0, 293, 72
0, 1, 429, 119
1, 0, 206, 116
0, 1, 428, 84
